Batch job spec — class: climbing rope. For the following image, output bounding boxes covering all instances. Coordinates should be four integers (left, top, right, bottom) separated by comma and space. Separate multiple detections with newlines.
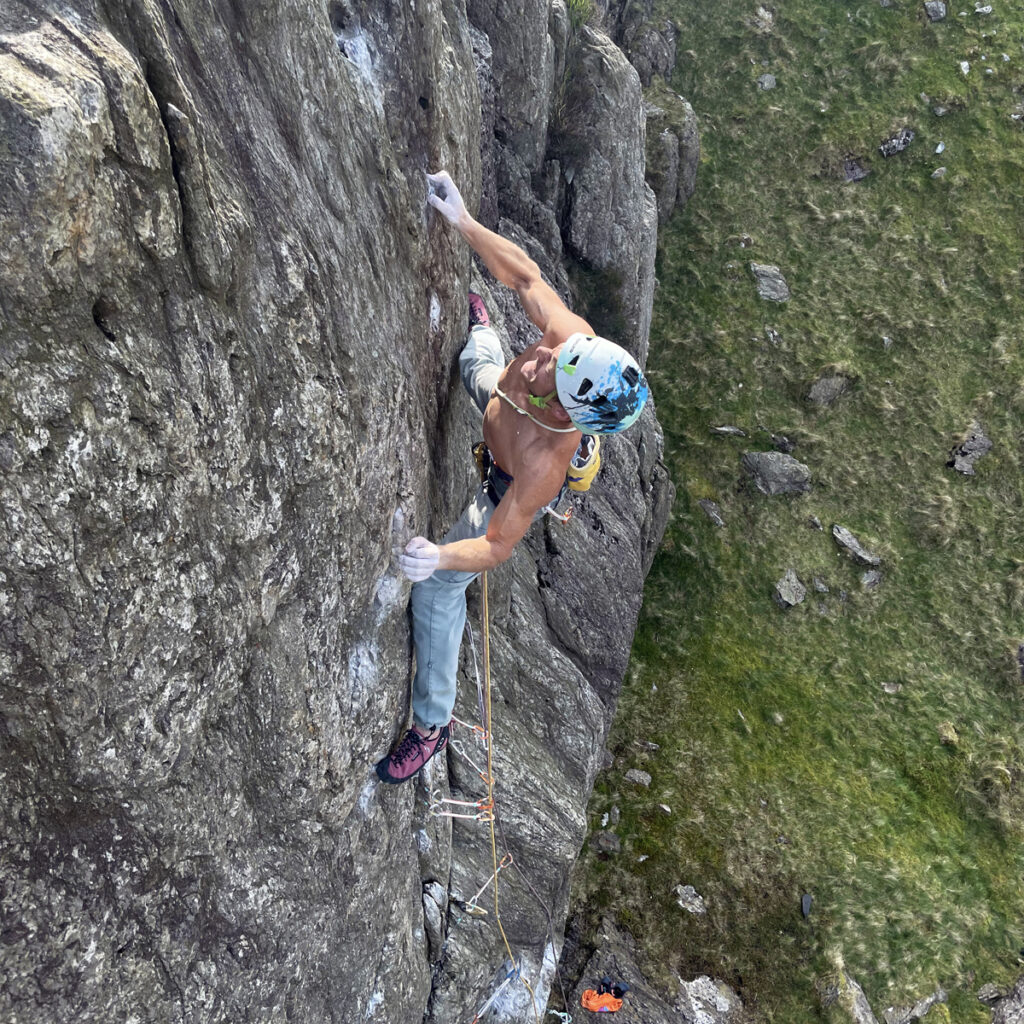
428, 572, 566, 1024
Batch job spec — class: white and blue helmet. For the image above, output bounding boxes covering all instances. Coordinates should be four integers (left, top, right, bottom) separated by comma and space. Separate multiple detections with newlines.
555, 333, 649, 434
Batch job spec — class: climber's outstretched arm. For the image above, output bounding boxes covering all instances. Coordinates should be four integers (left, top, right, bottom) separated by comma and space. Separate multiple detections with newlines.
427, 171, 592, 339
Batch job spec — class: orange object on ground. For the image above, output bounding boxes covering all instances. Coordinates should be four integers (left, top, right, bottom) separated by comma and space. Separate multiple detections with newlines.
581, 989, 623, 1012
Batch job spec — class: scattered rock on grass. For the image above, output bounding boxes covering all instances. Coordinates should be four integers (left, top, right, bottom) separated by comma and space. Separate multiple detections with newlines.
861, 570, 883, 589
948, 421, 992, 474
757, 72, 776, 89
742, 451, 812, 494
882, 986, 948, 1024
590, 831, 621, 855
977, 982, 1002, 1005
775, 569, 807, 608
712, 424, 747, 436
882, 681, 903, 694
879, 127, 915, 157
813, 576, 829, 593
750, 262, 790, 301
1017, 643, 1024, 681
925, 0, 947, 19
625, 768, 652, 788
832, 524, 882, 565
808, 372, 854, 407
821, 970, 881, 1024
844, 157, 870, 182
699, 499, 726, 527
937, 721, 959, 746
674, 884, 707, 914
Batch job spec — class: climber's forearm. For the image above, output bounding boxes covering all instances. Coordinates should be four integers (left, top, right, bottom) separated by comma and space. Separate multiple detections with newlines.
456, 214, 540, 294
437, 534, 512, 573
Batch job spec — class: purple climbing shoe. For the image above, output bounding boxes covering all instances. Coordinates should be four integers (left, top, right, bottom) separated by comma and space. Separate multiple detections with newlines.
375, 721, 452, 784
468, 291, 490, 329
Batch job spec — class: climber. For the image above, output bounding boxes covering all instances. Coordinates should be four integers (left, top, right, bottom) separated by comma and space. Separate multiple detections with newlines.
375, 171, 650, 784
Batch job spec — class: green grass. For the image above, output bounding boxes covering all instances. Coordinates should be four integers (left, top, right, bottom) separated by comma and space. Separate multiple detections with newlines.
573, 0, 1024, 1018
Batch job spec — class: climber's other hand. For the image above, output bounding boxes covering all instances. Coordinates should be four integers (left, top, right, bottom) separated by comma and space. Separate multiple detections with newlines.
399, 536, 440, 582
427, 171, 467, 226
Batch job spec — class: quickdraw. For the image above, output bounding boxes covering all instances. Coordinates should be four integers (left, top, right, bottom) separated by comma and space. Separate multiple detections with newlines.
461, 853, 514, 916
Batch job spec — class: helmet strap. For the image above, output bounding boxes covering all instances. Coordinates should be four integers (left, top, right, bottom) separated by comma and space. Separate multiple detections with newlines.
527, 389, 557, 409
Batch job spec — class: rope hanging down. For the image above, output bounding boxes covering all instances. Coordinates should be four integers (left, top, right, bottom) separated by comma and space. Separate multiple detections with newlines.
428, 572, 573, 1024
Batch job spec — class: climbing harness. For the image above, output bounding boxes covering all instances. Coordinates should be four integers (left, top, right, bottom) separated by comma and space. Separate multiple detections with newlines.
495, 383, 578, 433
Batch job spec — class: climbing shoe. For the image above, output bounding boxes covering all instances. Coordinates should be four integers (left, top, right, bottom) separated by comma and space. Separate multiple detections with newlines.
468, 291, 490, 329
375, 721, 452, 784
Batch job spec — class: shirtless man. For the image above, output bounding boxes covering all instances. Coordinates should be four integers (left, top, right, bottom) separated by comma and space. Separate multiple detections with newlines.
375, 171, 649, 784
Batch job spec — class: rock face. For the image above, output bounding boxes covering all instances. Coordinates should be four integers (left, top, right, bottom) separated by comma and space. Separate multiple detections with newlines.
991, 974, 1024, 1023
0, 2, 678, 1022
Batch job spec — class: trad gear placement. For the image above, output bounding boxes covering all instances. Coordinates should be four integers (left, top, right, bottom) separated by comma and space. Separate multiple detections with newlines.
376, 170, 649, 784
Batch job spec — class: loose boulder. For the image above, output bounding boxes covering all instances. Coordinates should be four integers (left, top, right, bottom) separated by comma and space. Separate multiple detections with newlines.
775, 569, 807, 608
832, 525, 882, 565
947, 421, 992, 475
742, 451, 812, 495
808, 372, 854, 407
750, 262, 791, 301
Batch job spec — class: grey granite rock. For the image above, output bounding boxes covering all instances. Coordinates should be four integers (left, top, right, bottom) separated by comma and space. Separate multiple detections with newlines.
808, 373, 854, 406
742, 451, 812, 495
674, 884, 707, 914
948, 420, 992, 474
591, 831, 623, 854
750, 261, 791, 301
881, 986, 947, 1023
757, 72, 777, 89
925, 0, 948, 18
991, 972, 1024, 1023
822, 971, 881, 1023
832, 525, 883, 565
775, 569, 807, 608
625, 768, 653, 787
0, 2, 674, 1023
844, 157, 871, 182
554, 25, 658, 364
644, 93, 700, 224
880, 127, 915, 157
699, 499, 726, 527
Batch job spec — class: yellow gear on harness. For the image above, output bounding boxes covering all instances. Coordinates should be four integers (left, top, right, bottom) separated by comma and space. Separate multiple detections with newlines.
567, 434, 601, 492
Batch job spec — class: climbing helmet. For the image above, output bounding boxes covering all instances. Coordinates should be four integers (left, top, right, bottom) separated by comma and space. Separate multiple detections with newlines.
555, 332, 649, 434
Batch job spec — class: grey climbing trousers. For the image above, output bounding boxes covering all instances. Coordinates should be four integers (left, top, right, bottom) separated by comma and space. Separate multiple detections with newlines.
410, 325, 504, 730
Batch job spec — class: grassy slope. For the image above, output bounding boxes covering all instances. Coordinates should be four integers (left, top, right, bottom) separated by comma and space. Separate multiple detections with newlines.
574, 0, 1024, 1019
